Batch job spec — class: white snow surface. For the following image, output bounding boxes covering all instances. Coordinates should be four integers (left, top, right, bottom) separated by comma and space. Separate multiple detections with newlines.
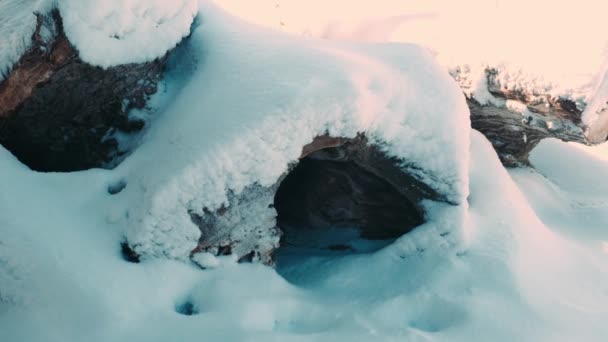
215, 0, 608, 127
1, 1, 608, 341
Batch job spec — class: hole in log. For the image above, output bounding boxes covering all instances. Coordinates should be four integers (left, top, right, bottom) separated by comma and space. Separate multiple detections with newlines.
186, 134, 439, 267
274, 134, 426, 254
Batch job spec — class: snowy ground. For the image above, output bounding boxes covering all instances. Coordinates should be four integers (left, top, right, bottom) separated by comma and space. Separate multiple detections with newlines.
2, 1, 608, 341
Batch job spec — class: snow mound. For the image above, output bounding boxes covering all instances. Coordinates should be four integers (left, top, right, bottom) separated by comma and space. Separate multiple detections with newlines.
57, 0, 198, 67
117, 1, 470, 261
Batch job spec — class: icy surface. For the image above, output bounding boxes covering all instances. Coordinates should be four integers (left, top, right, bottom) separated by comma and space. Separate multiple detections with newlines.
117, 1, 470, 260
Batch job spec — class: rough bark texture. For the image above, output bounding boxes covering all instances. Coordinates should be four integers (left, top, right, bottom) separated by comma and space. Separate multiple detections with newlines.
469, 98, 586, 166
188, 134, 441, 266
0, 10, 166, 171
467, 68, 607, 166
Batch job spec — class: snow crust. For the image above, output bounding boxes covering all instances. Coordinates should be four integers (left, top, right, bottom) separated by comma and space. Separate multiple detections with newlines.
117, 1, 470, 260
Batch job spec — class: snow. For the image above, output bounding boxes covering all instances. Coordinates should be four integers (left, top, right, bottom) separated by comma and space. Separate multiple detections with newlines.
2, 0, 608, 341
58, 0, 198, 67
191, 252, 221, 269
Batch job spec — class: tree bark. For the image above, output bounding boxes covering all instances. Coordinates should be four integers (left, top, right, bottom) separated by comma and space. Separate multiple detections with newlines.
466, 68, 607, 166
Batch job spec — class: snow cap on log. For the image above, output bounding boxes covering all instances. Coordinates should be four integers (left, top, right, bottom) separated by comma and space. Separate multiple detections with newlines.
58, 0, 198, 68
119, 1, 471, 263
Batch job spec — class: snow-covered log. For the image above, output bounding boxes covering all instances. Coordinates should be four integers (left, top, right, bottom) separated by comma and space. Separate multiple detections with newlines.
0, 1, 197, 171
113, 2, 470, 267
455, 67, 608, 166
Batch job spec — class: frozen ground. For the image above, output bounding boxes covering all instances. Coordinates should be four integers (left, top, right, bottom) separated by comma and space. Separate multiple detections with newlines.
1, 1, 608, 341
